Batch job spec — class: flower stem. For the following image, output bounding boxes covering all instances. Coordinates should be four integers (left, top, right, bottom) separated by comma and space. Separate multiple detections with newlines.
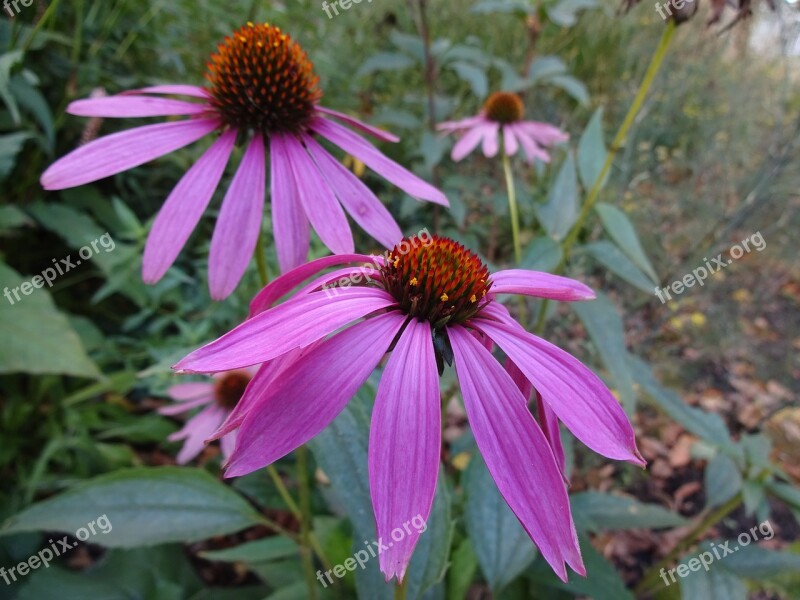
501, 147, 523, 265
297, 445, 318, 600
633, 493, 741, 597
255, 229, 270, 286
533, 21, 676, 335
394, 576, 409, 600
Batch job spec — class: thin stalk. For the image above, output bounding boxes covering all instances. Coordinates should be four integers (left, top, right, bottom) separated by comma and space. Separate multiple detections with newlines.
20, 0, 62, 53
634, 493, 741, 597
533, 21, 676, 334
255, 229, 270, 286
395, 575, 408, 600
501, 147, 522, 264
297, 445, 318, 600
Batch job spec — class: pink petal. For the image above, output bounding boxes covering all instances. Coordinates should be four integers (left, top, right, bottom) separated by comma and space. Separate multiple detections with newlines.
471, 316, 644, 466
122, 85, 211, 99
220, 430, 237, 459
510, 124, 551, 163
503, 125, 519, 157
316, 108, 400, 143
158, 395, 214, 416
67, 96, 209, 118
283, 135, 354, 255
294, 265, 383, 298
448, 325, 584, 581
270, 134, 311, 273
303, 136, 402, 250
519, 121, 569, 145
490, 270, 595, 301
536, 391, 567, 482
225, 311, 406, 476
167, 382, 215, 401
481, 122, 500, 158
174, 287, 398, 373
311, 117, 448, 206
369, 319, 440, 583
41, 118, 220, 190
248, 253, 382, 316
169, 405, 227, 464
451, 124, 489, 162
208, 135, 266, 300
142, 130, 236, 284
437, 115, 488, 132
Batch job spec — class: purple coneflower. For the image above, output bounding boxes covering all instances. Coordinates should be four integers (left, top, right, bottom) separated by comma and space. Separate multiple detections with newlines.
438, 91, 568, 163
159, 367, 256, 464
174, 235, 645, 582
41, 22, 447, 299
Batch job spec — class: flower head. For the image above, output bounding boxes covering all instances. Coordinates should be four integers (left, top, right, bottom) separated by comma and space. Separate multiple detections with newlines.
175, 235, 644, 583
159, 367, 256, 464
41, 22, 447, 300
438, 90, 568, 163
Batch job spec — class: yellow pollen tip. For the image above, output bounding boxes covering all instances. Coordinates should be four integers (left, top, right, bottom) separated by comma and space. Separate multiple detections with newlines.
410, 278, 418, 286
470, 294, 477, 303
440, 293, 449, 302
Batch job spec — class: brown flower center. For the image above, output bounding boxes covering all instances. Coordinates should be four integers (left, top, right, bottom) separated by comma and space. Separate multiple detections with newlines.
214, 370, 252, 409
483, 91, 525, 124
380, 236, 491, 329
205, 23, 322, 134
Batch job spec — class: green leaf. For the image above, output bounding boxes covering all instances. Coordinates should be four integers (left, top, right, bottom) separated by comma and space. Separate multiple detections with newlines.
0, 203, 33, 233
558, 537, 634, 600
720, 544, 800, 580
678, 558, 747, 600
546, 0, 599, 27
357, 52, 415, 77
447, 538, 478, 600
527, 56, 568, 82
9, 74, 55, 151
0, 50, 23, 123
2, 467, 263, 547
520, 237, 563, 272
0, 131, 31, 179
450, 60, 488, 99
199, 536, 297, 564
583, 241, 657, 293
571, 292, 637, 412
577, 108, 607, 190
627, 355, 735, 450
547, 74, 590, 105
536, 152, 578, 240
0, 262, 100, 378
595, 203, 658, 282
465, 454, 537, 592
704, 453, 742, 508
571, 492, 687, 531
741, 480, 766, 517
470, 0, 532, 14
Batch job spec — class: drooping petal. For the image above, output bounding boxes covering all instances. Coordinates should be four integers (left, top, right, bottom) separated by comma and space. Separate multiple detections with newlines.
208, 134, 266, 300
169, 405, 227, 464
270, 134, 311, 274
490, 269, 595, 302
122, 85, 211, 99
437, 115, 487, 132
41, 118, 220, 190
510, 124, 551, 163
451, 124, 490, 162
225, 311, 407, 476
311, 117, 448, 206
503, 125, 519, 157
448, 325, 584, 581
369, 319, 440, 583
294, 265, 384, 298
158, 396, 214, 416
519, 121, 569, 145
536, 391, 567, 481
471, 317, 645, 466
175, 288, 397, 373
283, 135, 354, 255
220, 430, 237, 459
143, 130, 236, 284
67, 96, 209, 118
481, 122, 500, 158
316, 108, 400, 143
248, 253, 383, 316
505, 357, 532, 400
303, 136, 402, 249
167, 382, 216, 401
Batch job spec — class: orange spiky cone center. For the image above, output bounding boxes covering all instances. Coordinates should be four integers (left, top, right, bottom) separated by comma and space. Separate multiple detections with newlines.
214, 370, 252, 409
483, 91, 525, 124
205, 22, 321, 134
381, 236, 492, 329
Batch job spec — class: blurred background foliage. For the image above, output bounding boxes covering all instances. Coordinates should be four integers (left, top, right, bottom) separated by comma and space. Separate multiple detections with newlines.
0, 0, 799, 598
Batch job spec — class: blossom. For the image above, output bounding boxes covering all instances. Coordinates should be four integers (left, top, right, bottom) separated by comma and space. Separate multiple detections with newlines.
159, 367, 256, 464
174, 235, 645, 582
41, 22, 447, 300
438, 91, 568, 163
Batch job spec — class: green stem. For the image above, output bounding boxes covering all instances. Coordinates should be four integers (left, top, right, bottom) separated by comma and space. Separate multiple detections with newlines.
634, 493, 741, 597
297, 445, 318, 600
395, 575, 408, 600
255, 230, 270, 286
501, 147, 522, 265
20, 0, 62, 53
533, 21, 676, 335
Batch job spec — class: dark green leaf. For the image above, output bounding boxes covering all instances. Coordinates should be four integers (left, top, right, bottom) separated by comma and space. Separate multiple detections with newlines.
583, 241, 657, 293
357, 52, 415, 77
595, 203, 658, 282
571, 492, 687, 531
704, 453, 742, 508
536, 152, 578, 240
199, 536, 297, 564
577, 108, 607, 190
